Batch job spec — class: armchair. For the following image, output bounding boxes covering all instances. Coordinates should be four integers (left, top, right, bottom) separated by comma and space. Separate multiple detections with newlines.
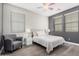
0, 35, 5, 54
4, 34, 23, 52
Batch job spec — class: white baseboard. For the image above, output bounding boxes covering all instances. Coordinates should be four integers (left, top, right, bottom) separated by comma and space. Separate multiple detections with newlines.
65, 41, 79, 46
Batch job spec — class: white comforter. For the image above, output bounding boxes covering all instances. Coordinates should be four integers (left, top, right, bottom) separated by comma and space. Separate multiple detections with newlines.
33, 35, 65, 53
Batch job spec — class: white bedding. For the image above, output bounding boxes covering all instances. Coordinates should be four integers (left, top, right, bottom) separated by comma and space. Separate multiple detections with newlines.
33, 35, 65, 53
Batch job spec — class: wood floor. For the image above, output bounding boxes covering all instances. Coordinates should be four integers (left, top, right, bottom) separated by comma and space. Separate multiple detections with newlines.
2, 43, 79, 56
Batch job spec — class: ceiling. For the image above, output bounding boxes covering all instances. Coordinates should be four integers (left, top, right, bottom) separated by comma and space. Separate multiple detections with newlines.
10, 3, 79, 16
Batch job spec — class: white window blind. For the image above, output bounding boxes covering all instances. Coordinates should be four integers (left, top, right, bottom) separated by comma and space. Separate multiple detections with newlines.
11, 12, 25, 33
65, 11, 78, 32
54, 15, 63, 32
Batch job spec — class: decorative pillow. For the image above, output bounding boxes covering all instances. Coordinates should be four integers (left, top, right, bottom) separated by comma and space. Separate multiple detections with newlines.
33, 32, 38, 37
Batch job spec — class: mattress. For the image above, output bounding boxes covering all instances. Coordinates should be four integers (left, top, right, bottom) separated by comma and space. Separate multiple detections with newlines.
33, 35, 65, 53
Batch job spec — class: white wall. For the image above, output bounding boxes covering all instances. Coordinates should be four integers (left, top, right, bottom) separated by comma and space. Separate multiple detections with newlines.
28, 11, 48, 30
3, 4, 48, 37
0, 3, 2, 35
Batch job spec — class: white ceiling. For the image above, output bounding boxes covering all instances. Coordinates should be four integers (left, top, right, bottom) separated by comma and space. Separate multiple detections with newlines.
10, 3, 79, 16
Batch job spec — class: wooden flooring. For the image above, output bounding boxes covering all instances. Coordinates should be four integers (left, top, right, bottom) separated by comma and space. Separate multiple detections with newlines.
2, 43, 79, 56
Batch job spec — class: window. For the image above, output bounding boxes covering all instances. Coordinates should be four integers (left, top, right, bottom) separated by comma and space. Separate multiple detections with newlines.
65, 11, 78, 32
11, 12, 25, 33
54, 15, 63, 32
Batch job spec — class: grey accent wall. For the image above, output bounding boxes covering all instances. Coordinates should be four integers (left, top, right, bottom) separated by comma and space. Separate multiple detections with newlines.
49, 5, 79, 44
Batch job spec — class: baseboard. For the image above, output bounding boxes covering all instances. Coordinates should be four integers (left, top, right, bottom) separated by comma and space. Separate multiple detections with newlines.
65, 41, 79, 46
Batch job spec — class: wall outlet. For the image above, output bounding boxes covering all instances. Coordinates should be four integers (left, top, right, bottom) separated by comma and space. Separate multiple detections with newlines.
69, 38, 70, 40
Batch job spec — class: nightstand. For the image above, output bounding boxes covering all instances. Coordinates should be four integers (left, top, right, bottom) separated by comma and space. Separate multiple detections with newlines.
24, 37, 32, 46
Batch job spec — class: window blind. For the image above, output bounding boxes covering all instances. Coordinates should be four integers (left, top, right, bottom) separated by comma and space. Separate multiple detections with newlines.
11, 12, 25, 33
54, 15, 63, 32
65, 11, 78, 32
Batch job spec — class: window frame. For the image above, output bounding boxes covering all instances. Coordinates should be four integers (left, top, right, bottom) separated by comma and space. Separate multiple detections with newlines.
64, 10, 79, 32
54, 15, 63, 32
10, 11, 25, 33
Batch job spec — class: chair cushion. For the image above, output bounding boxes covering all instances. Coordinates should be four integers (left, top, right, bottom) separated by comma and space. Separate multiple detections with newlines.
13, 41, 22, 50
13, 41, 22, 45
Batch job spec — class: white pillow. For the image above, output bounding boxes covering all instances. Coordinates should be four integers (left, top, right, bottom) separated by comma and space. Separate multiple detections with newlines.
33, 32, 38, 37
37, 31, 46, 36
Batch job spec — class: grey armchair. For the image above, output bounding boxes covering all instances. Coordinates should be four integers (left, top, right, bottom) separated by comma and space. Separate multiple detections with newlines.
0, 35, 5, 54
4, 34, 23, 52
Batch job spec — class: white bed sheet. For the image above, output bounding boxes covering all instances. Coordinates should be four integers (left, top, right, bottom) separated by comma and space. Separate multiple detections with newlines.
33, 35, 65, 53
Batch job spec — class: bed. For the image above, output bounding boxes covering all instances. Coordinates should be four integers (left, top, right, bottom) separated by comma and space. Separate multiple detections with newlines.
32, 31, 65, 53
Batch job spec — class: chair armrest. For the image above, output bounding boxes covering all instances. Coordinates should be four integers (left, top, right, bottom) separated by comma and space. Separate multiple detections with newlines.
4, 39, 13, 51
5, 39, 13, 46
15, 37, 23, 41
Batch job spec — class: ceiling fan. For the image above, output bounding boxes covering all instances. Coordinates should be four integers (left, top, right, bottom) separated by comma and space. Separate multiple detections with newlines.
37, 3, 61, 11
37, 3, 55, 11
